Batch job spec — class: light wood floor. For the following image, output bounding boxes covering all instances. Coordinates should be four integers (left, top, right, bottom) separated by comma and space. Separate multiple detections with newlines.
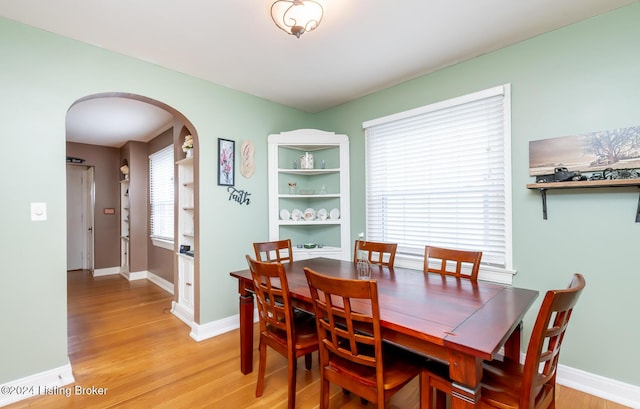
5, 270, 629, 408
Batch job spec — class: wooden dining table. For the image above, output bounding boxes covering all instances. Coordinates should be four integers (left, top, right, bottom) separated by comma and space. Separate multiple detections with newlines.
229, 257, 538, 409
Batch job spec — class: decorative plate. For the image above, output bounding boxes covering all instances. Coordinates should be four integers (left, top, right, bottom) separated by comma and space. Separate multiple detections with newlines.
291, 208, 302, 221
303, 208, 316, 221
279, 209, 290, 220
317, 208, 328, 221
329, 208, 340, 219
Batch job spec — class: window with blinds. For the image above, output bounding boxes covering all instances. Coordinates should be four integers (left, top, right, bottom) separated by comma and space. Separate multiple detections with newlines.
149, 145, 174, 243
363, 85, 512, 278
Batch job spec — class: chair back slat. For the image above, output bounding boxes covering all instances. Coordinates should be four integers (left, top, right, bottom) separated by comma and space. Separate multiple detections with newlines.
353, 240, 397, 267
246, 255, 293, 338
253, 239, 293, 263
423, 245, 482, 280
305, 268, 382, 370
521, 273, 585, 408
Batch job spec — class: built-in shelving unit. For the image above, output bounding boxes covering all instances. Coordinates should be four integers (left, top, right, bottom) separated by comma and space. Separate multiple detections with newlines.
268, 129, 351, 260
174, 156, 195, 322
120, 179, 130, 274
526, 179, 640, 221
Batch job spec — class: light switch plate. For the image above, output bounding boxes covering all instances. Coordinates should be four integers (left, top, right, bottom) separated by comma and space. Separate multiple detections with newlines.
31, 202, 47, 221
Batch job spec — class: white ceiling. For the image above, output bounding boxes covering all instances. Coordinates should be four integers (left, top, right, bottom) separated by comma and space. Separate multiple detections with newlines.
66, 97, 174, 147
1, 0, 636, 147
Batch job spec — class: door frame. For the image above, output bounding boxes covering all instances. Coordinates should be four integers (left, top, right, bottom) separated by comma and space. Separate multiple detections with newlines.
66, 164, 95, 271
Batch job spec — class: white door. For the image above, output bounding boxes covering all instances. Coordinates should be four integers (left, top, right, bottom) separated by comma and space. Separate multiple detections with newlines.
67, 165, 94, 270
85, 167, 95, 271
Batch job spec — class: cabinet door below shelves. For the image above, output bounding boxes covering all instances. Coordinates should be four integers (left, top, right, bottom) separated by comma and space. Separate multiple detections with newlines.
177, 255, 194, 314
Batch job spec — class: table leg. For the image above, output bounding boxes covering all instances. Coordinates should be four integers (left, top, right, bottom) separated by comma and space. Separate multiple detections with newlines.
503, 321, 522, 361
239, 291, 254, 374
448, 350, 482, 409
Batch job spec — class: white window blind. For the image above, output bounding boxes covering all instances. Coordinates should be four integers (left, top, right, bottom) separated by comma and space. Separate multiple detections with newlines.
363, 85, 512, 272
149, 145, 174, 242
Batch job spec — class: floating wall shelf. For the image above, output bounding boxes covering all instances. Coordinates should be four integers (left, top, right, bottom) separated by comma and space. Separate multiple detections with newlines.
526, 179, 640, 222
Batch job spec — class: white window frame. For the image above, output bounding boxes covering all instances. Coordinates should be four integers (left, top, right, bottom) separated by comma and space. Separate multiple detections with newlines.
362, 84, 514, 284
149, 145, 174, 250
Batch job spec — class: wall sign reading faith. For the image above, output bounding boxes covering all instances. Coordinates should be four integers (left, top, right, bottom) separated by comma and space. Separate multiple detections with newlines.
227, 186, 251, 205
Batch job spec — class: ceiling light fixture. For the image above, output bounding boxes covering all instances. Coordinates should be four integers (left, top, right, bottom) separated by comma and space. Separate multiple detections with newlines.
270, 0, 323, 39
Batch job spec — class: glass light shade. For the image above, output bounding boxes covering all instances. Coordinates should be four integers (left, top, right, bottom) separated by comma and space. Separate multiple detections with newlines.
270, 0, 323, 38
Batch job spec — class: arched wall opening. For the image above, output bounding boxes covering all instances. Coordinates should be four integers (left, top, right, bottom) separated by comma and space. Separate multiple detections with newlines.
65, 92, 200, 323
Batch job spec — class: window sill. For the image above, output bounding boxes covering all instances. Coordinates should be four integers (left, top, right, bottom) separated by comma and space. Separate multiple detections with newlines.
151, 238, 174, 251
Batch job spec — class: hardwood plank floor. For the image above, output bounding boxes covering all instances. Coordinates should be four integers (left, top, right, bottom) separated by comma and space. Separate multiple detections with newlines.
4, 270, 629, 408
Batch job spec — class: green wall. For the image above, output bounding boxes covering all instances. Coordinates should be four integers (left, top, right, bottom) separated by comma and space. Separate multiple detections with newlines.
0, 16, 312, 383
1, 2, 639, 392
315, 4, 640, 386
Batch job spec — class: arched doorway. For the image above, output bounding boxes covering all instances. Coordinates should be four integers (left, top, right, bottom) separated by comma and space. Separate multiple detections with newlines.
66, 92, 200, 324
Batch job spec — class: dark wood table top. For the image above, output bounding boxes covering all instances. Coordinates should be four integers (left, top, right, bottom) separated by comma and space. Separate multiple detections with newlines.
230, 257, 538, 362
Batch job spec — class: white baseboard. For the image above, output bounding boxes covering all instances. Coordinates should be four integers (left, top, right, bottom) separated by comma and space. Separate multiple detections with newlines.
171, 301, 194, 329
92, 266, 120, 277
557, 364, 640, 408
187, 311, 259, 342
146, 272, 174, 295
121, 270, 148, 281
190, 314, 244, 342
0, 361, 74, 407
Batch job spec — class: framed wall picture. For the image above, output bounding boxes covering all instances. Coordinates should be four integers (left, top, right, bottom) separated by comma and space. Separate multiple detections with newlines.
218, 138, 235, 186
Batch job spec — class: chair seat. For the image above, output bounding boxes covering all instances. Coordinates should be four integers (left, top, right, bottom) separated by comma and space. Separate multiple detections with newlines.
263, 314, 318, 352
326, 344, 422, 390
422, 356, 552, 409
480, 357, 552, 409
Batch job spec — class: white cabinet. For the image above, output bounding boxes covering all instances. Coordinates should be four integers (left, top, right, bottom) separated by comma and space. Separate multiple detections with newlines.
120, 179, 130, 275
173, 156, 195, 323
268, 129, 350, 261
176, 253, 194, 317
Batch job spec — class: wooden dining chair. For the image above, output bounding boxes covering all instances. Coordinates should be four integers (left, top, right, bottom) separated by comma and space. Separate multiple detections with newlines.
304, 267, 422, 409
245, 255, 318, 409
421, 273, 586, 409
353, 239, 398, 267
253, 238, 293, 263
423, 245, 483, 280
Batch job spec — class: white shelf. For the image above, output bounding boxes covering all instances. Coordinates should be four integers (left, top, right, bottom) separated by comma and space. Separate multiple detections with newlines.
278, 168, 340, 175
176, 157, 193, 165
279, 194, 340, 199
279, 220, 341, 226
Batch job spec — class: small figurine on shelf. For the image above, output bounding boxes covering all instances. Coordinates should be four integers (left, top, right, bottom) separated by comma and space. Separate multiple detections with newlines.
182, 134, 194, 158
